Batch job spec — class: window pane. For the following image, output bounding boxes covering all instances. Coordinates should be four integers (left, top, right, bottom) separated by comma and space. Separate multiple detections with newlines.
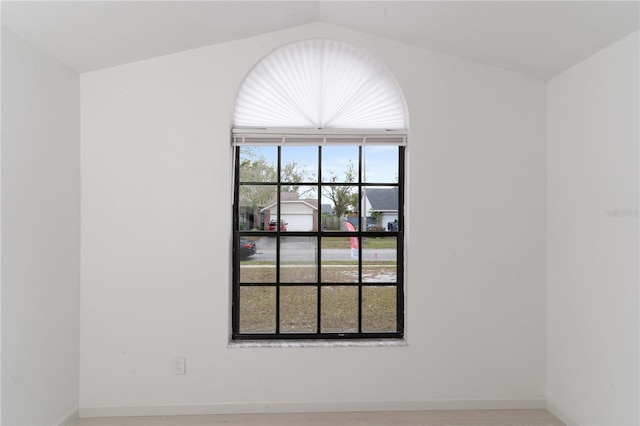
363, 187, 398, 232
364, 146, 398, 183
239, 146, 277, 183
240, 236, 275, 283
321, 146, 358, 183
321, 212, 340, 231
321, 185, 358, 220
239, 185, 276, 231
239, 286, 276, 333
280, 286, 317, 333
321, 286, 358, 333
280, 237, 317, 283
362, 286, 397, 332
281, 146, 318, 183
238, 236, 258, 259
321, 237, 358, 283
362, 236, 397, 283
278, 187, 318, 231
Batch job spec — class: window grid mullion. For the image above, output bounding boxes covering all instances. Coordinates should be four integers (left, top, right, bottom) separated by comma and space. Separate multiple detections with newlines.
396, 146, 405, 333
357, 146, 363, 334
317, 146, 323, 334
232, 146, 241, 335
275, 146, 282, 334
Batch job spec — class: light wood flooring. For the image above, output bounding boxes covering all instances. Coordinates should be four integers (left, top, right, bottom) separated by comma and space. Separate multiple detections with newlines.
74, 409, 565, 426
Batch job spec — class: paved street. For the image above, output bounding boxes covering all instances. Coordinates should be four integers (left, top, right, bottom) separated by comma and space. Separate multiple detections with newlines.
246, 236, 396, 262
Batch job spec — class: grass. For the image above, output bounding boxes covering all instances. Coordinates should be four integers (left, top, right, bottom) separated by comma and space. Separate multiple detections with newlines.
241, 260, 395, 266
240, 285, 397, 334
238, 266, 398, 334
239, 235, 397, 250
320, 236, 396, 250
240, 265, 397, 283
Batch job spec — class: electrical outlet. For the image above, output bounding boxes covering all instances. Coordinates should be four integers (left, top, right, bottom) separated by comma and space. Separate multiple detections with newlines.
174, 356, 186, 375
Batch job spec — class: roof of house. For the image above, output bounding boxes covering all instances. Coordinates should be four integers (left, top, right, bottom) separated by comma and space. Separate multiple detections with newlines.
260, 193, 319, 212
365, 188, 398, 212
321, 204, 334, 215
260, 200, 318, 212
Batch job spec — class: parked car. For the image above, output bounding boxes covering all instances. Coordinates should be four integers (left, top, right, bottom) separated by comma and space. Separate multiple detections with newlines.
267, 219, 287, 231
238, 238, 256, 258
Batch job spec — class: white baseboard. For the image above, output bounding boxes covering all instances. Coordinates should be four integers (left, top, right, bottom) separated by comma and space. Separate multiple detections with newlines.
54, 407, 79, 426
79, 398, 546, 418
546, 399, 581, 426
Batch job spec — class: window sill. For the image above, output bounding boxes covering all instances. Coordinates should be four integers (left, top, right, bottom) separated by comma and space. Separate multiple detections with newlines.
228, 339, 408, 349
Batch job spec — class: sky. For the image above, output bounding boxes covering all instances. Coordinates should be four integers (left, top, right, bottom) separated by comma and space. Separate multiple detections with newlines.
241, 145, 399, 185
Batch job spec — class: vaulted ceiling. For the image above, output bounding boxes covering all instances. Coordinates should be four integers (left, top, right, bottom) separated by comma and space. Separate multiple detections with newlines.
2, 1, 638, 80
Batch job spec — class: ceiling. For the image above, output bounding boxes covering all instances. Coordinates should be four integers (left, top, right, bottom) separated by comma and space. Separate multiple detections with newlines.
2, 1, 638, 80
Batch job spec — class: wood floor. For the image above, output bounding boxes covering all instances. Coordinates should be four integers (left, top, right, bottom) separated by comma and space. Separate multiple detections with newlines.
74, 409, 565, 426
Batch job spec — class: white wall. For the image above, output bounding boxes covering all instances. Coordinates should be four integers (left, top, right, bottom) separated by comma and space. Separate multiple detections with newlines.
80, 22, 546, 415
1, 30, 81, 425
547, 31, 639, 426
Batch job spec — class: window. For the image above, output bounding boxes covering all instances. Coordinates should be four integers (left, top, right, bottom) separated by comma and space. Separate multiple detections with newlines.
231, 40, 407, 340
233, 40, 406, 130
232, 133, 405, 339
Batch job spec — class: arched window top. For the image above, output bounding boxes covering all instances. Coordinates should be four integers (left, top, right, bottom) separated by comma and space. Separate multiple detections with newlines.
233, 40, 407, 130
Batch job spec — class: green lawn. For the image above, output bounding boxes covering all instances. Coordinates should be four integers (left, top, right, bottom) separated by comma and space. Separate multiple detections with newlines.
320, 236, 396, 249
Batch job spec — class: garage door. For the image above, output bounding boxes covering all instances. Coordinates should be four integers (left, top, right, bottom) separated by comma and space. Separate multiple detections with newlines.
281, 214, 313, 231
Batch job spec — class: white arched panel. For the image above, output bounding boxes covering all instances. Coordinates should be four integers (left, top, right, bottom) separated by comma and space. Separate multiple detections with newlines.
233, 40, 406, 130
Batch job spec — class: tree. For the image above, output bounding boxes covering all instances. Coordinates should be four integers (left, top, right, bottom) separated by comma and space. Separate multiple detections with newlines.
281, 160, 314, 197
239, 148, 313, 209
239, 148, 277, 210
323, 159, 357, 218
370, 209, 383, 226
